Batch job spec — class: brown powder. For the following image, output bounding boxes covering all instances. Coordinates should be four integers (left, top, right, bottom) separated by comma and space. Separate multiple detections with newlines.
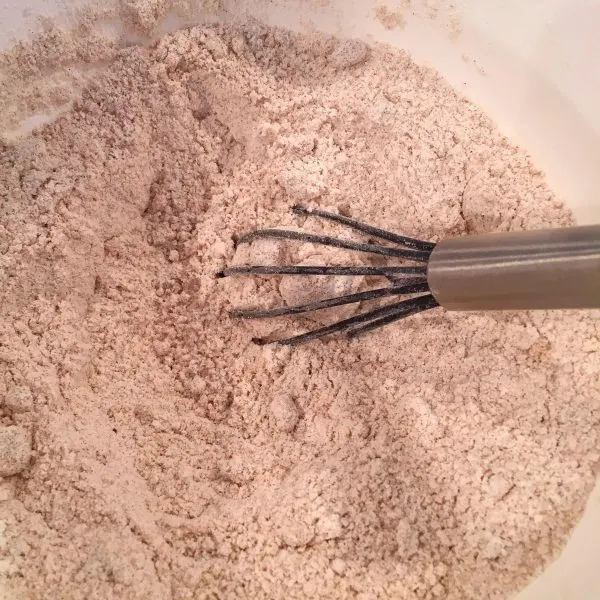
1, 20, 599, 600
0, 0, 223, 140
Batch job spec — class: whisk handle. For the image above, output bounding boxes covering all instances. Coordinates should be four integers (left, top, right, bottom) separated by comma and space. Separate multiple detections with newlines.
427, 225, 600, 311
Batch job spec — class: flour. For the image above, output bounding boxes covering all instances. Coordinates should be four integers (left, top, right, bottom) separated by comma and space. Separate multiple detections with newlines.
0, 19, 599, 600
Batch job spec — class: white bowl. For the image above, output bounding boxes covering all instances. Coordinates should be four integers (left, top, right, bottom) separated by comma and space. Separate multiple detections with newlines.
2, 1, 599, 598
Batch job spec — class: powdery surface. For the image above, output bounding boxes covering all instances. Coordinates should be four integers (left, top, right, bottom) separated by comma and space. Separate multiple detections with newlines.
1, 23, 600, 600
0, 0, 222, 140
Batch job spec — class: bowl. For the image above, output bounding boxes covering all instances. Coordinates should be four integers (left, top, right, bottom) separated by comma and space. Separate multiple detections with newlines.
1, 1, 599, 598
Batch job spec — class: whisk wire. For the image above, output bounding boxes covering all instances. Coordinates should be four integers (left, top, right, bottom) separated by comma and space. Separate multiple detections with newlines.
255, 294, 438, 346
231, 280, 429, 319
218, 265, 428, 277
347, 294, 439, 338
293, 205, 435, 252
237, 229, 431, 262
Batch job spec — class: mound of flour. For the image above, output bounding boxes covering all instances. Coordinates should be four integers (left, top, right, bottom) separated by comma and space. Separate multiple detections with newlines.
1, 20, 599, 600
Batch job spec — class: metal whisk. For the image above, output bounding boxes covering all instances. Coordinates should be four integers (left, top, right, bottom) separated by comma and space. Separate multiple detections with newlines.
218, 205, 600, 346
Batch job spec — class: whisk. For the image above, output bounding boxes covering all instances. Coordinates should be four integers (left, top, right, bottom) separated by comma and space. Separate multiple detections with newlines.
217, 205, 600, 346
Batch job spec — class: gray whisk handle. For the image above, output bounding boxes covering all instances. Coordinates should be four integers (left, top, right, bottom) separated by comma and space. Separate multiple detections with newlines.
427, 225, 600, 311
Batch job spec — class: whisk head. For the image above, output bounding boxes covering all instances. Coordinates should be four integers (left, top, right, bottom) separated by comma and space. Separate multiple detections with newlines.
217, 205, 439, 345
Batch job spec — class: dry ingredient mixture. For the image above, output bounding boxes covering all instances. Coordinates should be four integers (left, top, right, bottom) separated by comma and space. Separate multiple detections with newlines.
1, 18, 599, 600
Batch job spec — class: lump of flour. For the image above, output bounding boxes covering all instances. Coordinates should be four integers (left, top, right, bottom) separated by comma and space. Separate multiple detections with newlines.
330, 39, 370, 69
0, 427, 32, 477
3, 386, 34, 414
278, 255, 365, 324
278, 157, 328, 202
